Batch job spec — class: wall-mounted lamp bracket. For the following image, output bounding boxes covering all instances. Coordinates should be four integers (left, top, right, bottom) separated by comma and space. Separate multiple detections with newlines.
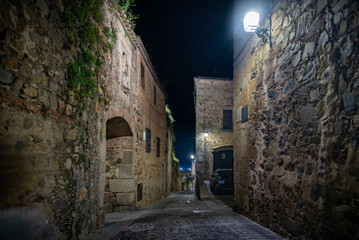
243, 10, 273, 48
255, 27, 272, 48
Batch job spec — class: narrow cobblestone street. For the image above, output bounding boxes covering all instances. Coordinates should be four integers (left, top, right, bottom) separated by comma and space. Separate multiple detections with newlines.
87, 192, 284, 240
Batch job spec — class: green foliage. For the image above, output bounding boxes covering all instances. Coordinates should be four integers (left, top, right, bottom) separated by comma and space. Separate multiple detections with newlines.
95, 58, 103, 67
103, 26, 111, 38
63, 0, 104, 27
104, 42, 113, 52
117, 0, 134, 13
63, 0, 138, 111
73, 2, 89, 23
103, 25, 117, 52
166, 105, 176, 142
63, 8, 76, 27
110, 26, 117, 42
82, 49, 94, 64
172, 151, 179, 163
172, 158, 180, 178
103, 23, 117, 52
78, 22, 98, 49
67, 56, 98, 101
67, 60, 82, 89
63, 0, 119, 110
167, 105, 179, 177
112, 0, 139, 30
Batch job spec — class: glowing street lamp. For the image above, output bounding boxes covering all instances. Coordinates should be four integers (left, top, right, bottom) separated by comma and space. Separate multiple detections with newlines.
243, 11, 272, 48
243, 11, 260, 32
190, 155, 195, 159
204, 132, 209, 138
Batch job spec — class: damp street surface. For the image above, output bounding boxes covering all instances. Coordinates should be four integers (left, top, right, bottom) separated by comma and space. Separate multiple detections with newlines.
87, 191, 284, 240
213, 193, 235, 210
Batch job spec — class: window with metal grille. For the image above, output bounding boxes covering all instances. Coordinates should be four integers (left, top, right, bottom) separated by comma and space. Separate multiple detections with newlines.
137, 183, 143, 201
153, 86, 157, 105
146, 128, 151, 152
223, 110, 233, 130
156, 137, 160, 157
141, 63, 145, 89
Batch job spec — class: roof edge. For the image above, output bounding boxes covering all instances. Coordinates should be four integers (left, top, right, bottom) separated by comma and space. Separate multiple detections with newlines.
137, 36, 167, 96
195, 76, 233, 81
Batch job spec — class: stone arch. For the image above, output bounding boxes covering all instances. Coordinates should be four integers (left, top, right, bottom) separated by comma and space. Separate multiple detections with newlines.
104, 117, 135, 213
211, 145, 233, 173
212, 145, 233, 153
106, 117, 132, 139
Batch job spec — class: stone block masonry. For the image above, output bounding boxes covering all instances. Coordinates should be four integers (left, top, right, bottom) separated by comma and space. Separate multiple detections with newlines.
233, 0, 359, 239
109, 179, 135, 193
0, 0, 172, 239
194, 77, 234, 180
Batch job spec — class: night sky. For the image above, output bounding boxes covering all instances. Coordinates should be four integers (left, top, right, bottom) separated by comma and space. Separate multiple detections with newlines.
134, 0, 234, 168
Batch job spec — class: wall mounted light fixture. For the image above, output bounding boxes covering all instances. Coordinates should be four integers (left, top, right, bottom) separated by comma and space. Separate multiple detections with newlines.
243, 11, 272, 48
204, 132, 209, 138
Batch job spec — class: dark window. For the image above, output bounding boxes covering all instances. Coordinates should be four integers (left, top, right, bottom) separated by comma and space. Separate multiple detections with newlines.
153, 86, 157, 105
241, 105, 248, 123
141, 63, 145, 89
146, 128, 151, 152
223, 110, 233, 130
137, 183, 143, 201
156, 137, 160, 157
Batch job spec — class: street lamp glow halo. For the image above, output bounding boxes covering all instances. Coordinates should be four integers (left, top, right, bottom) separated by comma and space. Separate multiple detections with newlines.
243, 11, 260, 32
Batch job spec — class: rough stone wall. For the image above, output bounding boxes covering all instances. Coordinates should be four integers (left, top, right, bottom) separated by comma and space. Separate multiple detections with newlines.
0, 0, 170, 238
166, 129, 174, 195
104, 136, 135, 212
99, 0, 138, 216
133, 41, 169, 207
194, 77, 234, 179
233, 0, 359, 239
171, 159, 182, 193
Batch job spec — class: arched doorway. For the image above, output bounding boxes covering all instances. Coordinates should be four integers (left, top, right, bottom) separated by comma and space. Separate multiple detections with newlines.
104, 117, 135, 212
212, 145, 233, 173
211, 145, 234, 198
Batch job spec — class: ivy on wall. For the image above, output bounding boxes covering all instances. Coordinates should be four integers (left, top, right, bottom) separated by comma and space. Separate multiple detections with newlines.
166, 105, 180, 176
63, 0, 117, 109
112, 0, 139, 29
166, 105, 176, 142
62, 0, 138, 110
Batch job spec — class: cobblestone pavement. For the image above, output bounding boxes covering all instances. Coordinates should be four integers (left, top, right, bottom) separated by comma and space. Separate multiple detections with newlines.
112, 192, 284, 240
213, 193, 235, 210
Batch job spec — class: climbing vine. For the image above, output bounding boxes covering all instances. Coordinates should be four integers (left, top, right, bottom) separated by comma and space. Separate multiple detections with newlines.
63, 0, 117, 109
62, 0, 138, 110
166, 105, 176, 142
166, 105, 180, 172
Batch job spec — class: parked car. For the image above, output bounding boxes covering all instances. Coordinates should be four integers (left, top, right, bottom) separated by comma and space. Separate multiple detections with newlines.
210, 169, 234, 194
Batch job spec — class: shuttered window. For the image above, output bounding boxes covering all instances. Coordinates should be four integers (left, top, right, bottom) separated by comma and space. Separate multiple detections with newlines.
154, 86, 157, 105
137, 183, 143, 201
223, 110, 233, 130
141, 63, 145, 89
146, 128, 151, 152
156, 137, 160, 157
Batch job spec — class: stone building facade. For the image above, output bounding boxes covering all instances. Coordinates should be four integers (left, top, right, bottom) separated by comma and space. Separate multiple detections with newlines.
233, 0, 359, 239
194, 77, 234, 180
0, 0, 172, 238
